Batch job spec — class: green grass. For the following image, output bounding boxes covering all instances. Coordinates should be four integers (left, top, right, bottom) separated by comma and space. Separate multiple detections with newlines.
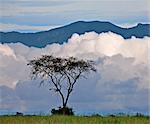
0, 115, 149, 124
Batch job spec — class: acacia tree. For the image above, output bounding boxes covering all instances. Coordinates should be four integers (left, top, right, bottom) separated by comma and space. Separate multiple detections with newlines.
28, 55, 96, 114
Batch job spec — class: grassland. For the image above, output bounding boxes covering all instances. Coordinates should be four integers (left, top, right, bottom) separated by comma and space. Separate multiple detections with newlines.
0, 115, 149, 124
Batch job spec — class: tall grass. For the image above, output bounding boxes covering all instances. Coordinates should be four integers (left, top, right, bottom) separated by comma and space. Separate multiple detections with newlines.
0, 115, 149, 124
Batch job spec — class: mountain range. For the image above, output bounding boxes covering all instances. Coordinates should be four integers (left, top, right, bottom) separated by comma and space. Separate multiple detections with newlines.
0, 21, 150, 47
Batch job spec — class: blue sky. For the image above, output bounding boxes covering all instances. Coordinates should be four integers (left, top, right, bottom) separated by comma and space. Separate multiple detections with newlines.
0, 0, 150, 32
0, 0, 150, 115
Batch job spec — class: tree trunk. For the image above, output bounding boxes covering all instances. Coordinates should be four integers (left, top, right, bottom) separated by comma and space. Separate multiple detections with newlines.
64, 91, 70, 108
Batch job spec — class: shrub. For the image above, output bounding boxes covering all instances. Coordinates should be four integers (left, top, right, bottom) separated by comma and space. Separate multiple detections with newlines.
15, 112, 23, 116
51, 107, 74, 115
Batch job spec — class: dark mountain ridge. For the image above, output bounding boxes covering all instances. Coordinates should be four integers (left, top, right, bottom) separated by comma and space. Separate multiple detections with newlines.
0, 21, 149, 47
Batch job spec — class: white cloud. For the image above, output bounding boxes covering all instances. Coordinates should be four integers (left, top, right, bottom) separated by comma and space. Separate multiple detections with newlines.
0, 0, 149, 17
60, 32, 150, 66
0, 23, 61, 32
0, 32, 149, 89
0, 32, 150, 88
0, 44, 16, 58
116, 22, 150, 28
0, 32, 149, 114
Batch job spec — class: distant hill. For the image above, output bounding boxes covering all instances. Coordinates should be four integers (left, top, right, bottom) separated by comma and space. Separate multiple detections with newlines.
0, 21, 150, 47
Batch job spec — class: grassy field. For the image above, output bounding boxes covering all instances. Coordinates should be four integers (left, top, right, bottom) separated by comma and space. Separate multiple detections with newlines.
0, 115, 149, 124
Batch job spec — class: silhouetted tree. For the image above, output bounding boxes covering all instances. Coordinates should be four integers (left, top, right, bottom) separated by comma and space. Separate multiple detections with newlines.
28, 55, 96, 115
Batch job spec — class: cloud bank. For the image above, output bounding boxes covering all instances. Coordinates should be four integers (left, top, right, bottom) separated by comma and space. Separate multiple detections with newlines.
0, 23, 61, 32
1, 0, 149, 32
0, 32, 149, 114
1, 0, 149, 17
